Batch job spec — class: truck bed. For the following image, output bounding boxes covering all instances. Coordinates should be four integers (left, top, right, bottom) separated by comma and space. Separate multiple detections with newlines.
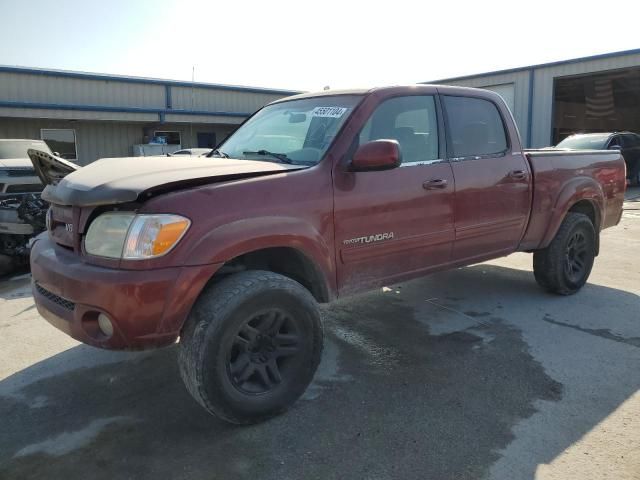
519, 149, 626, 251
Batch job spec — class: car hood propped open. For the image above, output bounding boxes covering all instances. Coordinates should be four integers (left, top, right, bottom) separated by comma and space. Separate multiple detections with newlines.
28, 150, 308, 207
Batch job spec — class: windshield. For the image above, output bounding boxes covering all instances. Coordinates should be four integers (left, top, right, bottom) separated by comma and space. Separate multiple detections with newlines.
218, 95, 362, 165
556, 134, 610, 150
0, 140, 52, 159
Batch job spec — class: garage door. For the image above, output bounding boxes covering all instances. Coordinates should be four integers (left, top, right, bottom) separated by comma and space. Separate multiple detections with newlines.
482, 83, 515, 113
552, 67, 640, 144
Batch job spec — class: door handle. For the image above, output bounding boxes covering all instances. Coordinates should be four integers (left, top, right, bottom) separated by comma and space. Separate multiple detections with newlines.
423, 178, 448, 190
508, 170, 527, 180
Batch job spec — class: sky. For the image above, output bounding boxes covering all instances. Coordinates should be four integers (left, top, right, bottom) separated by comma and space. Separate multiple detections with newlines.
1, 0, 639, 92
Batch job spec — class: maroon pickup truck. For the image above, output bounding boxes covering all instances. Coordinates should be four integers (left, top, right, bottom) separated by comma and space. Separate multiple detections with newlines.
29, 85, 626, 424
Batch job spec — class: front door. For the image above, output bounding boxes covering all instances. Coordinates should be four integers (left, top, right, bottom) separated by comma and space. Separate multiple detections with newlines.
441, 94, 531, 262
333, 94, 455, 295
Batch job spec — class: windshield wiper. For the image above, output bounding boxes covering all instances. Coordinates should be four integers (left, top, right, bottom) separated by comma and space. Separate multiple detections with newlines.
207, 149, 229, 158
242, 150, 294, 164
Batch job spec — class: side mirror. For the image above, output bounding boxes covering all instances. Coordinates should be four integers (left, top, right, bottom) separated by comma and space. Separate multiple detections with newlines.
608, 144, 622, 151
351, 140, 401, 172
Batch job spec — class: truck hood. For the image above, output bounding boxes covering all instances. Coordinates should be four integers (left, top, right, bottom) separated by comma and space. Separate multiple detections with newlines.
28, 149, 80, 186
28, 150, 308, 207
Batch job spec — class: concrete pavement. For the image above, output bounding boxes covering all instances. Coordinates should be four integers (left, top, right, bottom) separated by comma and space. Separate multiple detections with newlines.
0, 187, 638, 479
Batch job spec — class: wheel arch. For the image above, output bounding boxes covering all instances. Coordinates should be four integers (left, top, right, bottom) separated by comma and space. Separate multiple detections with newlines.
211, 246, 333, 303
540, 178, 604, 253
181, 216, 337, 303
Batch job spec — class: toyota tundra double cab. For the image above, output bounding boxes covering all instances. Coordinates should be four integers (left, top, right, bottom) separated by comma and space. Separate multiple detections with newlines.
29, 85, 626, 424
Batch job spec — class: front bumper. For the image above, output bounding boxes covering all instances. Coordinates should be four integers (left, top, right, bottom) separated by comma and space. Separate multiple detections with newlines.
30, 235, 221, 350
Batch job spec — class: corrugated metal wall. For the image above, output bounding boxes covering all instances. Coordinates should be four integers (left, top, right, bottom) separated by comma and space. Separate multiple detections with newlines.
530, 52, 640, 147
171, 86, 280, 115
0, 118, 235, 165
0, 72, 166, 109
435, 51, 640, 148
0, 69, 295, 118
0, 67, 299, 164
433, 70, 531, 145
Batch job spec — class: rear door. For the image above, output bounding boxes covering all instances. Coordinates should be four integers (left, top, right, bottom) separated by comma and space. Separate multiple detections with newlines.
333, 94, 455, 294
441, 94, 531, 262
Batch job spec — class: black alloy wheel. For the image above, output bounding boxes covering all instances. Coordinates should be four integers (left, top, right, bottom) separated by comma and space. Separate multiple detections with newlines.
564, 231, 589, 284
227, 310, 301, 395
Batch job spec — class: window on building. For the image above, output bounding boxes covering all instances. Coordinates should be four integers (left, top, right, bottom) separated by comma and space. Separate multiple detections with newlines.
41, 129, 77, 160
442, 96, 508, 158
153, 131, 181, 145
358, 95, 439, 163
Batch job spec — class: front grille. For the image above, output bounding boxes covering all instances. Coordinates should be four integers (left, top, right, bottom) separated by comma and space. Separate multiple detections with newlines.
35, 283, 75, 311
2, 168, 37, 177
5, 184, 44, 193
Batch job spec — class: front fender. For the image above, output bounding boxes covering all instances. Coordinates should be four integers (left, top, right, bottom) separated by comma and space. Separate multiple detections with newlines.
540, 176, 604, 248
182, 216, 336, 295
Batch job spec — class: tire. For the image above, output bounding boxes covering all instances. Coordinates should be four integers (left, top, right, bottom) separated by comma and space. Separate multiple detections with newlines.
533, 212, 596, 295
178, 270, 323, 424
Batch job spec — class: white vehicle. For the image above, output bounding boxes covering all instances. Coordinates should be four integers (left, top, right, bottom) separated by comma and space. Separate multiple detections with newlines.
0, 140, 59, 273
169, 148, 213, 156
0, 139, 51, 195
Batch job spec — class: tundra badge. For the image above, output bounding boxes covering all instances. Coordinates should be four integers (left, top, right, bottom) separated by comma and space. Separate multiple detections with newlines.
343, 232, 394, 246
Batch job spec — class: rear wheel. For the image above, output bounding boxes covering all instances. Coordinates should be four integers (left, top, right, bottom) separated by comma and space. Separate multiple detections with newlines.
533, 212, 596, 295
179, 270, 323, 424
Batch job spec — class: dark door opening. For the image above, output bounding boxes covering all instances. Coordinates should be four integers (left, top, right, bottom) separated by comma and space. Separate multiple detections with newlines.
197, 132, 216, 148
552, 67, 640, 144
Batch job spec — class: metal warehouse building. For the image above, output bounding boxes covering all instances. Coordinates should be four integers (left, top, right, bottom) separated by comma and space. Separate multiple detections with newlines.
432, 48, 640, 148
0, 66, 299, 165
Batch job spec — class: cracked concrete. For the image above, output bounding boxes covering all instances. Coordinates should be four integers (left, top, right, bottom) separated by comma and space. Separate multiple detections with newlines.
0, 186, 638, 479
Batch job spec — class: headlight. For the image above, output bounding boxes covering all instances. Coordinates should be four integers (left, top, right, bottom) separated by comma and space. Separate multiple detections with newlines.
85, 212, 190, 260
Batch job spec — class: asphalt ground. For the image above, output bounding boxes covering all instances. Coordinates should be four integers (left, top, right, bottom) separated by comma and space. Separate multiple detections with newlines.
1, 187, 638, 480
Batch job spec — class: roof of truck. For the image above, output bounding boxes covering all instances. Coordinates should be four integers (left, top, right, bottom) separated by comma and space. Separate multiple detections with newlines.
270, 84, 492, 104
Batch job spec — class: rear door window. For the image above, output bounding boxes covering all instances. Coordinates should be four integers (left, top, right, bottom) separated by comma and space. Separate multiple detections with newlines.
442, 96, 508, 158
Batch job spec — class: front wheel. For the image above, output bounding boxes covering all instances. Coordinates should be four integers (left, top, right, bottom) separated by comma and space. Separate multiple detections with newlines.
178, 270, 323, 424
533, 212, 596, 295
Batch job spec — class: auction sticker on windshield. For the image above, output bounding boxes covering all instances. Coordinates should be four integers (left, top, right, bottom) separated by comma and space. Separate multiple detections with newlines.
311, 106, 348, 118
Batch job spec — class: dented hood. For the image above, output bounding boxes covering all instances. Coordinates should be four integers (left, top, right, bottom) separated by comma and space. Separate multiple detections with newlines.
29, 152, 308, 207
28, 149, 80, 185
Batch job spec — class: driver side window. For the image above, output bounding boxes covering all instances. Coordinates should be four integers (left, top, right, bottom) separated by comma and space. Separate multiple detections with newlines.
359, 96, 439, 163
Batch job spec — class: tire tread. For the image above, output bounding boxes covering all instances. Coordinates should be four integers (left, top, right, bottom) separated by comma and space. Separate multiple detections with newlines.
178, 270, 322, 424
533, 212, 595, 295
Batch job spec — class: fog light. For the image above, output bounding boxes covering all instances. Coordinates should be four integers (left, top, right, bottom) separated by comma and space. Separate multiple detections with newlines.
97, 313, 114, 338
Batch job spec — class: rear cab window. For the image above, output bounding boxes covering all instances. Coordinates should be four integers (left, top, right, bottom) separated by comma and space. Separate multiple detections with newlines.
442, 96, 508, 159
